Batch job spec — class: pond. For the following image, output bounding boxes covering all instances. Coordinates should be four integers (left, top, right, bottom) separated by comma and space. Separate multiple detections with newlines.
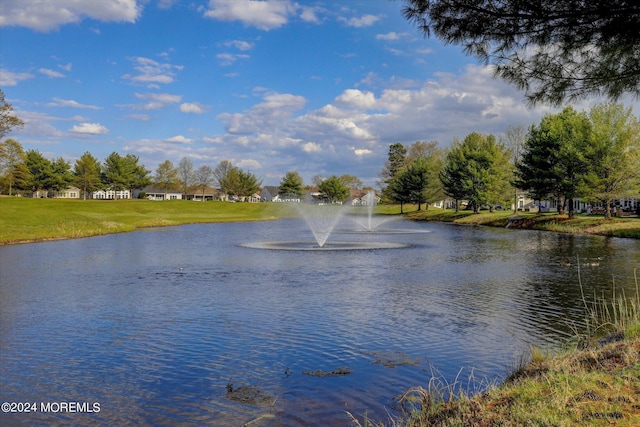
1, 217, 639, 426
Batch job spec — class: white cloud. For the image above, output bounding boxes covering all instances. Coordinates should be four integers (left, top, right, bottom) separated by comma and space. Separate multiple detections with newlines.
339, 14, 381, 28
299, 5, 324, 23
335, 89, 377, 110
217, 92, 306, 135
9, 110, 65, 140
165, 135, 193, 144
236, 159, 262, 170
135, 92, 181, 103
302, 142, 322, 153
221, 40, 254, 51
216, 53, 250, 66
204, 0, 296, 30
39, 68, 65, 78
0, 69, 34, 86
131, 92, 182, 110
123, 57, 182, 85
47, 98, 102, 109
376, 32, 402, 41
180, 103, 207, 114
126, 114, 150, 121
70, 122, 109, 135
353, 148, 373, 157
417, 47, 434, 55
0, 0, 141, 32
157, 0, 179, 9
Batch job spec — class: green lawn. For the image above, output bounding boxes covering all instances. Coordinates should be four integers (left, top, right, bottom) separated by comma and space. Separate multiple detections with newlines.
0, 197, 294, 244
1, 197, 639, 244
381, 205, 640, 239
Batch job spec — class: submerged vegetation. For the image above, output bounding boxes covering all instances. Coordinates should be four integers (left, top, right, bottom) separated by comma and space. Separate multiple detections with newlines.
2, 198, 639, 425
350, 269, 640, 427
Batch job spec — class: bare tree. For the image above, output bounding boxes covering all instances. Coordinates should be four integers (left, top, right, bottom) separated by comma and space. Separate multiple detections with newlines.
213, 160, 234, 193
177, 157, 195, 197
503, 125, 526, 213
194, 165, 214, 200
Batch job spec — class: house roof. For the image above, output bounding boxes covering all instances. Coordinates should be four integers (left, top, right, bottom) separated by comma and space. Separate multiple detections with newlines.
143, 185, 182, 194
184, 185, 223, 196
261, 186, 279, 197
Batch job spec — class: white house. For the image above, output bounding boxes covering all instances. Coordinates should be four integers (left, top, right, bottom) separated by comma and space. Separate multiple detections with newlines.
56, 186, 81, 199
136, 186, 183, 200
92, 189, 131, 199
184, 186, 226, 201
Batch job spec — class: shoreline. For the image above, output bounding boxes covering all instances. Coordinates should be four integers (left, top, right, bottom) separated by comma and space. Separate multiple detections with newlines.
1, 198, 639, 245
401, 208, 640, 239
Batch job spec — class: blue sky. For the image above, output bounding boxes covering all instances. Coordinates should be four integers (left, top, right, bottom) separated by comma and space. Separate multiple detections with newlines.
1, 0, 637, 187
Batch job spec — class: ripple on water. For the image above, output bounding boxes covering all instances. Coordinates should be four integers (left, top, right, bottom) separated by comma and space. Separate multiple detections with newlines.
1, 219, 639, 426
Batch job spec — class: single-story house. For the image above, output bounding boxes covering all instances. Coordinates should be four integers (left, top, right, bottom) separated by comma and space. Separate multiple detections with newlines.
56, 186, 81, 199
184, 186, 227, 201
135, 186, 183, 200
92, 189, 131, 199
348, 190, 380, 206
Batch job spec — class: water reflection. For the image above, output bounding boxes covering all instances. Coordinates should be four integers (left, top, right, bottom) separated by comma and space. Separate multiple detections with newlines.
1, 219, 638, 426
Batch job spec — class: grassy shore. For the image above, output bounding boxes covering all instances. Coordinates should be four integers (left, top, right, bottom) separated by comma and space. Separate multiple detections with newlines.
0, 197, 294, 245
1, 198, 639, 245
3, 197, 639, 424
379, 205, 640, 239
352, 280, 640, 427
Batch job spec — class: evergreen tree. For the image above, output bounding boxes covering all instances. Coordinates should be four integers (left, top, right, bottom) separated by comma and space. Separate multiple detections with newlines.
407, 141, 445, 209
239, 169, 262, 198
440, 141, 469, 212
380, 143, 408, 201
23, 150, 53, 195
102, 152, 130, 195
153, 160, 179, 199
279, 171, 305, 198
74, 152, 102, 200
224, 167, 262, 199
515, 107, 590, 217
405, 157, 431, 211
124, 154, 151, 195
402, 1, 640, 104
440, 133, 511, 213
50, 157, 73, 194
318, 175, 349, 204
102, 152, 150, 198
386, 166, 412, 213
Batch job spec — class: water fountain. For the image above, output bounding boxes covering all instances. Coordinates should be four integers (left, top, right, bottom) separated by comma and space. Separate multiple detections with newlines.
295, 202, 346, 247
345, 190, 432, 235
350, 190, 396, 232
240, 197, 409, 251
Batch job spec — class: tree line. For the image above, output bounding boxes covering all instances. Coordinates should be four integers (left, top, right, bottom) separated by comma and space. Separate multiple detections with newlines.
381, 102, 640, 218
2, 87, 639, 213
0, 144, 266, 200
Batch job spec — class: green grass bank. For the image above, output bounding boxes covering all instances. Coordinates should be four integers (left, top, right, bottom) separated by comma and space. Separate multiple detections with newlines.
352, 282, 640, 427
0, 197, 294, 245
2, 197, 639, 425
379, 205, 640, 239
1, 198, 639, 245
